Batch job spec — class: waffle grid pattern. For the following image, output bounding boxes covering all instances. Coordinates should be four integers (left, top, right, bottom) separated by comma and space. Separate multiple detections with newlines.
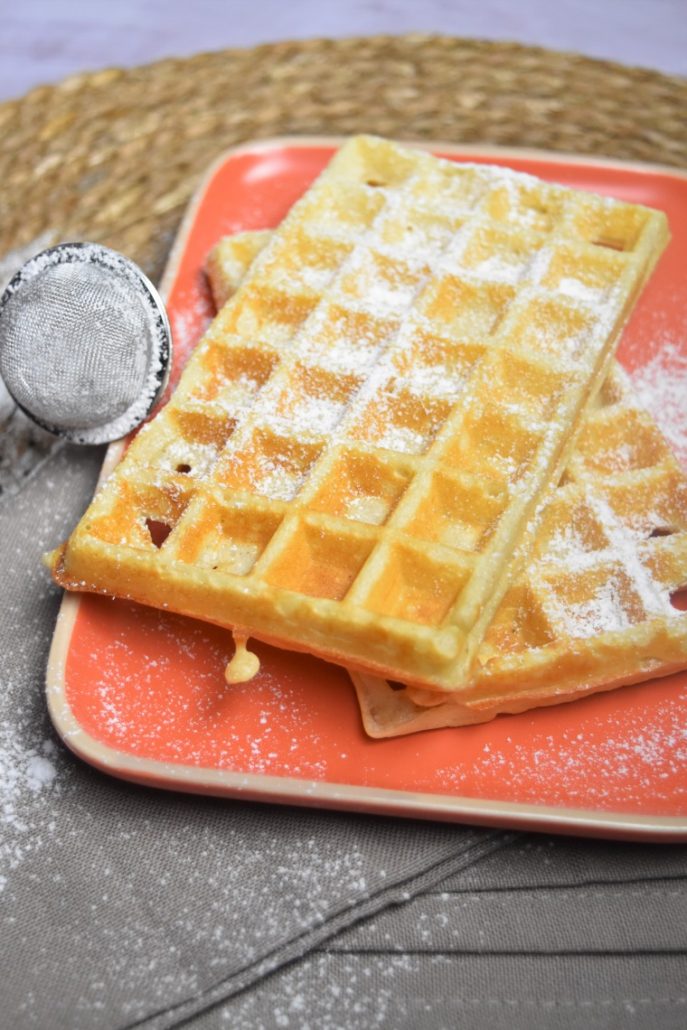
206, 228, 687, 733
355, 369, 687, 732
53, 137, 669, 690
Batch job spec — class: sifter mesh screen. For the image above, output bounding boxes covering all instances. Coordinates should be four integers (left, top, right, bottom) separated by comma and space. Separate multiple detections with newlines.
0, 243, 171, 443
1, 262, 150, 429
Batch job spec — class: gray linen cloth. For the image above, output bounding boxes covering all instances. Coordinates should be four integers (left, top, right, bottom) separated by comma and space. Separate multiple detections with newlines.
193, 836, 687, 1029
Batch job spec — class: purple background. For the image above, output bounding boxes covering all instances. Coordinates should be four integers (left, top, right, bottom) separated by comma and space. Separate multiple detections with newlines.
2, 0, 685, 103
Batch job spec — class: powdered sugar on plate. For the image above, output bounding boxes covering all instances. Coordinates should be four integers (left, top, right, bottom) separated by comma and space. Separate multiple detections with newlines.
630, 339, 687, 468
170, 302, 212, 369
433, 691, 687, 810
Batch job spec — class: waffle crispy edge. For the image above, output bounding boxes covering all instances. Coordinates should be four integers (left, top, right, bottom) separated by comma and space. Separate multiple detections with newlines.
207, 228, 687, 736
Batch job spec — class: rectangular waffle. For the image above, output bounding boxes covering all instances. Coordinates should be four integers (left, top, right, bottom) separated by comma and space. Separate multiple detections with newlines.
48, 136, 670, 691
206, 228, 687, 735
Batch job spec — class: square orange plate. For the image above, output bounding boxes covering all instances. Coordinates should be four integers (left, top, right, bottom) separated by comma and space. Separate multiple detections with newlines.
47, 138, 687, 841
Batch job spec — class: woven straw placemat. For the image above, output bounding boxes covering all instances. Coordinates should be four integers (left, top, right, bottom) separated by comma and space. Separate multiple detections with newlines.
0, 34, 685, 282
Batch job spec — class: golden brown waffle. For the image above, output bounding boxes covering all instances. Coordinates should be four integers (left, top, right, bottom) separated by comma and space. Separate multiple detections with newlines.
353, 366, 687, 733
206, 232, 269, 309
49, 136, 669, 691
207, 228, 687, 735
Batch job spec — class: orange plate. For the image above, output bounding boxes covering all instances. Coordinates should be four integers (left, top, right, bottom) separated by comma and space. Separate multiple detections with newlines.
47, 138, 687, 841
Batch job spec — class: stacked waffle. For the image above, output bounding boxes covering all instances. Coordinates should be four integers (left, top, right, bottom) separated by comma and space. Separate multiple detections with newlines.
49, 135, 687, 736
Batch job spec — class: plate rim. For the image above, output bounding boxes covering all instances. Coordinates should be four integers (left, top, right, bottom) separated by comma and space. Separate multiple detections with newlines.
46, 135, 687, 842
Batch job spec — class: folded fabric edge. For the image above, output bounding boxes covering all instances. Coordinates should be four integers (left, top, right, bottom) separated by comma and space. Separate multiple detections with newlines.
126, 829, 517, 1030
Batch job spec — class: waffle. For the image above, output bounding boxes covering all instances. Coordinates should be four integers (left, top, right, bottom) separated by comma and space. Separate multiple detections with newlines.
48, 135, 670, 691
207, 228, 687, 735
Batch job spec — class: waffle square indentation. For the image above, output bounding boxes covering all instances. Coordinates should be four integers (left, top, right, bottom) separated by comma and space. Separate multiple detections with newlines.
391, 331, 485, 399
544, 244, 628, 305
223, 284, 320, 344
403, 471, 508, 552
481, 350, 574, 422
86, 474, 194, 552
216, 429, 324, 501
410, 166, 487, 209
190, 341, 279, 407
461, 224, 546, 283
349, 384, 452, 455
481, 183, 567, 234
567, 198, 651, 252
542, 563, 648, 637
600, 469, 687, 539
299, 183, 386, 229
128, 409, 232, 479
340, 252, 429, 313
331, 136, 419, 188
362, 543, 469, 626
263, 520, 375, 600
505, 296, 597, 362
575, 410, 669, 474
481, 584, 556, 656
378, 207, 464, 254
266, 229, 353, 292
443, 406, 545, 484
274, 364, 363, 436
306, 449, 414, 525
421, 275, 515, 338
173, 499, 281, 575
534, 495, 610, 561
304, 304, 399, 370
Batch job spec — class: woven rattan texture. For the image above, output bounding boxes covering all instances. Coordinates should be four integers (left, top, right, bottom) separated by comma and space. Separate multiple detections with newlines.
0, 35, 685, 282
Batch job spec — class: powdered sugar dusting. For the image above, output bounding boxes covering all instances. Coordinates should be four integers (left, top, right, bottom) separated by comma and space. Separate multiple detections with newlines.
0, 721, 61, 892
558, 276, 607, 306
473, 255, 522, 284
546, 577, 633, 637
630, 339, 687, 468
224, 951, 412, 1028
358, 277, 421, 313
171, 302, 212, 369
433, 693, 687, 810
281, 395, 347, 436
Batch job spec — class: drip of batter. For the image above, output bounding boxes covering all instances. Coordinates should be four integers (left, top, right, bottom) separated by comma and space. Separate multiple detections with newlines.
225, 632, 260, 684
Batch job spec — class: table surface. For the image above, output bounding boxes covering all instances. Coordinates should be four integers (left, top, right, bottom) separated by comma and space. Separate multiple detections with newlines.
2, 0, 685, 103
